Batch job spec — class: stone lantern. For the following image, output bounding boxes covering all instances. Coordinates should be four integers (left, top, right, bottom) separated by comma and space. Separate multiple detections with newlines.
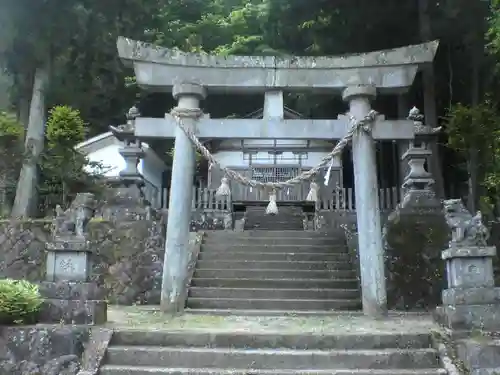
110, 105, 145, 187
399, 107, 441, 210
103, 106, 152, 221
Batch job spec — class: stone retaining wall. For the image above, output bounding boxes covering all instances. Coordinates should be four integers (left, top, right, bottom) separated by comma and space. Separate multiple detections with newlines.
0, 326, 89, 375
0, 218, 165, 305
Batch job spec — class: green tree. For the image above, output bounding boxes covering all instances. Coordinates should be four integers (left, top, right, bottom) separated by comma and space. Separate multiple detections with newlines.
39, 105, 103, 214
445, 100, 500, 212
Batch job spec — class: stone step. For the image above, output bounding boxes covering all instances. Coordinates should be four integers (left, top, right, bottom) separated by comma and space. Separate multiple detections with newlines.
245, 213, 304, 217
105, 347, 439, 369
246, 214, 303, 216
205, 231, 343, 238
243, 225, 305, 230
198, 251, 350, 262
200, 244, 348, 253
99, 366, 447, 375
246, 206, 303, 211
244, 219, 304, 223
196, 260, 353, 271
184, 308, 357, 316
203, 237, 345, 246
245, 212, 303, 217
193, 269, 355, 279
186, 297, 361, 310
191, 277, 360, 289
188, 287, 360, 300
244, 217, 304, 221
110, 331, 432, 350
244, 225, 305, 230
245, 220, 304, 223
205, 230, 344, 239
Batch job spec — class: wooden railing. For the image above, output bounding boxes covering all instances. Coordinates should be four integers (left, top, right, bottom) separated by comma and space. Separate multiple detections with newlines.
161, 187, 231, 211
316, 187, 401, 212
160, 186, 401, 212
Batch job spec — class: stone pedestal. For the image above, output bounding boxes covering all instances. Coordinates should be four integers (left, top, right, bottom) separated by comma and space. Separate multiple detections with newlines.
383, 107, 449, 310
98, 182, 150, 222
439, 246, 500, 331
40, 237, 107, 324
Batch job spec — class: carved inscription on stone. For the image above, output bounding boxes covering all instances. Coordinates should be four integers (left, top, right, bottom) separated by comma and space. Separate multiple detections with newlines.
54, 252, 88, 282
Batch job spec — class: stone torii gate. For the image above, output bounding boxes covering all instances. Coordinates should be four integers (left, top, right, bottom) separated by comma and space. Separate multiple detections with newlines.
117, 37, 439, 317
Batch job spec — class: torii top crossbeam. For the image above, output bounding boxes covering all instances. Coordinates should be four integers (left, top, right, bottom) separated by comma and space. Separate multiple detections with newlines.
117, 37, 439, 94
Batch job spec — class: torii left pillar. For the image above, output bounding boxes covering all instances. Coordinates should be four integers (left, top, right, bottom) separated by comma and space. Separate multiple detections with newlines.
160, 83, 206, 313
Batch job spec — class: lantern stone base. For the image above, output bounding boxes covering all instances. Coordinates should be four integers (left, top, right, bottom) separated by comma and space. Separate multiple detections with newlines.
437, 287, 500, 331
38, 281, 107, 325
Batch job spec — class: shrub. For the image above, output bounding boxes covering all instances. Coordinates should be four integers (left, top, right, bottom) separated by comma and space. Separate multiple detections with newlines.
0, 279, 43, 324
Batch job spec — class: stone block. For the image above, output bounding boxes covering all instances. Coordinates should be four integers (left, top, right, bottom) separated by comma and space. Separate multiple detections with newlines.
39, 299, 107, 325
455, 338, 500, 371
39, 281, 105, 301
440, 303, 500, 331
443, 246, 496, 289
442, 287, 500, 306
46, 251, 92, 282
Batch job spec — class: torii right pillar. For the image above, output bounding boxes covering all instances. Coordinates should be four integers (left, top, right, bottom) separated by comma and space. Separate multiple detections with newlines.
343, 84, 387, 317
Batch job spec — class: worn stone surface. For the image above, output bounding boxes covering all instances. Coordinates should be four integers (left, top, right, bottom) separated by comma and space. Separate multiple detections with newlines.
314, 211, 357, 230
0, 218, 165, 306
117, 37, 438, 92
383, 210, 449, 310
443, 199, 490, 248
78, 328, 113, 375
439, 200, 500, 331
454, 336, 500, 375
0, 326, 89, 375
189, 209, 231, 231
485, 221, 500, 286
0, 220, 51, 281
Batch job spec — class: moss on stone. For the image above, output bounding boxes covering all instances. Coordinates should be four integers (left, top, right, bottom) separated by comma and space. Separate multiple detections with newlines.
384, 213, 449, 310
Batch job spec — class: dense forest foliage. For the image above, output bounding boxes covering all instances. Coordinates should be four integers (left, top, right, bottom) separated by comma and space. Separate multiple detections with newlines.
1, 0, 500, 217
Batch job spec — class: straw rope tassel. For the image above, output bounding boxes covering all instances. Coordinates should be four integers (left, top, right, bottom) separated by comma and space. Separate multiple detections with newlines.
215, 176, 231, 196
306, 181, 319, 202
266, 189, 278, 215
324, 157, 334, 186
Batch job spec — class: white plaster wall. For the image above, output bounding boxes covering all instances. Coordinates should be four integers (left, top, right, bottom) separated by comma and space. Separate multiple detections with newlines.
83, 143, 165, 188
84, 144, 127, 177
141, 149, 166, 188
214, 151, 245, 168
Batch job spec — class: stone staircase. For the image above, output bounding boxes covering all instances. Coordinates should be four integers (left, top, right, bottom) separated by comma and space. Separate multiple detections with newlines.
244, 205, 304, 230
99, 329, 447, 375
185, 230, 362, 312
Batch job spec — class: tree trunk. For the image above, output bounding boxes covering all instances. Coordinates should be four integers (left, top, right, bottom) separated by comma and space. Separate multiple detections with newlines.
418, 0, 445, 198
11, 66, 48, 218
467, 37, 482, 213
15, 72, 34, 129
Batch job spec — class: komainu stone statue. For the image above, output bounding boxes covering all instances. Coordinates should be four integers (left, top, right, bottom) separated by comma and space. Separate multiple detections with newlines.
52, 193, 96, 237
443, 199, 489, 247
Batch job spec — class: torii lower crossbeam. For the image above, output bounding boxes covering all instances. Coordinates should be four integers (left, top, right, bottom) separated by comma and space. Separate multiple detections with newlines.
135, 116, 415, 141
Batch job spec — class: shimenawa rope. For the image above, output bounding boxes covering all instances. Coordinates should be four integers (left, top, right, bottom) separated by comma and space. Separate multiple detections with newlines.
170, 107, 377, 214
